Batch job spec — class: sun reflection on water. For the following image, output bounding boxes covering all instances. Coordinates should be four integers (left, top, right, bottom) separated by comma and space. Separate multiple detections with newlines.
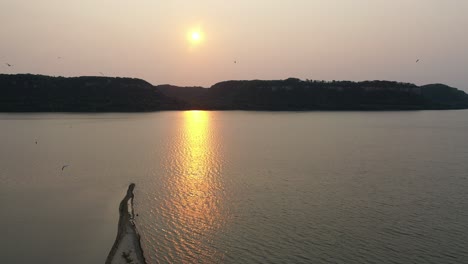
162, 110, 225, 263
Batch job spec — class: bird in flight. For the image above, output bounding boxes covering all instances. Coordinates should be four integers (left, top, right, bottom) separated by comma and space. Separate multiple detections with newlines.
234, 60, 237, 64
62, 165, 70, 171
5, 63, 13, 67
416, 59, 420, 63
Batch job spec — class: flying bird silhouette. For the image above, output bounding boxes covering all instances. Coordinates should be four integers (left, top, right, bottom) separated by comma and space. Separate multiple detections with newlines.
62, 165, 70, 171
416, 59, 420, 63
5, 63, 13, 67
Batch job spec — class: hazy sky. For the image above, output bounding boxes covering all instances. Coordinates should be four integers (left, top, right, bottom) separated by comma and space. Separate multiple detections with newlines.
1, 0, 467, 89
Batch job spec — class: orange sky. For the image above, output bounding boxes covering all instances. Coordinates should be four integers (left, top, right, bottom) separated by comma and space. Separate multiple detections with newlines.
1, 0, 467, 90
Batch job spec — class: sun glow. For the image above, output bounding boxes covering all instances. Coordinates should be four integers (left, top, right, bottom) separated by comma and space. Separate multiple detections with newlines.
191, 32, 201, 42
188, 28, 204, 45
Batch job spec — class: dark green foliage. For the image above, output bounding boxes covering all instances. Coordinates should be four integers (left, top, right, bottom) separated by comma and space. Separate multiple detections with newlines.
420, 84, 468, 109
158, 79, 468, 110
0, 74, 188, 112
1, 74, 467, 111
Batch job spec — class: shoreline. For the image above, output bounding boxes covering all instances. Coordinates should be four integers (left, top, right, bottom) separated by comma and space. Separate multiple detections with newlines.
105, 183, 147, 264
2, 74, 468, 112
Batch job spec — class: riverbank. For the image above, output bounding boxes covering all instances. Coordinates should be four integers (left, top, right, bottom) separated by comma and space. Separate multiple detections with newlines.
2, 74, 468, 111
106, 183, 146, 264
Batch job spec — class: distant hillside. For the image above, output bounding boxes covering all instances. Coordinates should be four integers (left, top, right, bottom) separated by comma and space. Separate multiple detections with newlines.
156, 84, 208, 109
420, 84, 468, 109
157, 78, 468, 110
0, 74, 187, 112
1, 74, 467, 112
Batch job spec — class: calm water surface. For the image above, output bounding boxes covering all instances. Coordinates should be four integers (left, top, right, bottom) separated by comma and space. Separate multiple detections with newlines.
1, 111, 468, 263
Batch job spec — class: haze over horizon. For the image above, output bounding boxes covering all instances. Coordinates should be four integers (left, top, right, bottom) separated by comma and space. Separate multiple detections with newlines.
1, 0, 467, 90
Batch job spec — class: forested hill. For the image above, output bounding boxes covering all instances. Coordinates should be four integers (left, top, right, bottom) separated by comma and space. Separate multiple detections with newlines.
1, 74, 467, 112
0, 74, 187, 112
157, 78, 468, 110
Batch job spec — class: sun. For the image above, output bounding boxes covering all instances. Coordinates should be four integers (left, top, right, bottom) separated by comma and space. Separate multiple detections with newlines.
188, 29, 203, 45
191, 32, 201, 42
